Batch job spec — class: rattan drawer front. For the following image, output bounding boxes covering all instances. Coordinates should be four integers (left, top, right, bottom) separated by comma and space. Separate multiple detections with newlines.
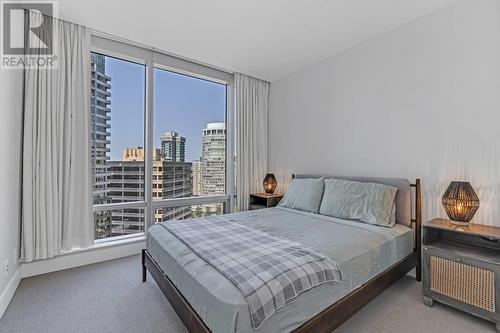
430, 256, 495, 312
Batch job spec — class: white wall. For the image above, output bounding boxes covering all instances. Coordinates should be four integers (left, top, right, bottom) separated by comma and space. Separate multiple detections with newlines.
269, 0, 500, 226
0, 69, 23, 314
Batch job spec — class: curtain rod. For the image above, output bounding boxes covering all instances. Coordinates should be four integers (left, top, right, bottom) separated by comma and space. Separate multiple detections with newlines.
25, 8, 235, 76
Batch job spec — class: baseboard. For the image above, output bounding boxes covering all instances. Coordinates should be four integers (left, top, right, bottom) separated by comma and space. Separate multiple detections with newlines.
0, 238, 145, 319
21, 237, 145, 278
0, 268, 21, 319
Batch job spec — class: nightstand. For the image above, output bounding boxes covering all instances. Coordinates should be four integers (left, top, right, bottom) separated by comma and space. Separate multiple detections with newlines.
423, 218, 500, 332
249, 193, 283, 210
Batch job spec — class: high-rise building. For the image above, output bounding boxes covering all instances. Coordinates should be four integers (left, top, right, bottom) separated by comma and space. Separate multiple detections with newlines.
160, 131, 186, 162
192, 160, 202, 196
201, 123, 226, 214
109, 147, 192, 233
153, 161, 193, 223
106, 161, 145, 236
91, 53, 112, 239
122, 147, 161, 161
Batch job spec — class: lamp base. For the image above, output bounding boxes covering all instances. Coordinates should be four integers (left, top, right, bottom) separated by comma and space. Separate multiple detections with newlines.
449, 220, 471, 226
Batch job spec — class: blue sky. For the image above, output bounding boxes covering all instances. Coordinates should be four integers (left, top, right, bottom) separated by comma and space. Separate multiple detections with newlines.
105, 56, 226, 161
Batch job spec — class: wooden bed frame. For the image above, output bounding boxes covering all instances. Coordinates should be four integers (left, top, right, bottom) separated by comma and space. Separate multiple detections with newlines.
142, 179, 422, 333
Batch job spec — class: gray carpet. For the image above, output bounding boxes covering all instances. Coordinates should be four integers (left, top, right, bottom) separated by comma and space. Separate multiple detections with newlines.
0, 255, 495, 333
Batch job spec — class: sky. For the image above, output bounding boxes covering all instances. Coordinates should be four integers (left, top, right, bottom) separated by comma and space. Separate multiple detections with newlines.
105, 56, 226, 162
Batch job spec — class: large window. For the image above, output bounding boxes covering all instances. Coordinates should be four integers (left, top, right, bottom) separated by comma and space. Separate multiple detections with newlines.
91, 53, 146, 240
91, 37, 234, 241
152, 68, 226, 223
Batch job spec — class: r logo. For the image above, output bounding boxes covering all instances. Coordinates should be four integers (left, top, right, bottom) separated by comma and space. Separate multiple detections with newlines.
2, 1, 54, 55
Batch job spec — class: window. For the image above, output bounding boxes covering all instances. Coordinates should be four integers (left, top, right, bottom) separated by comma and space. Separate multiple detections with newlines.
94, 208, 145, 238
91, 53, 146, 240
153, 202, 226, 224
91, 36, 234, 243
153, 68, 227, 220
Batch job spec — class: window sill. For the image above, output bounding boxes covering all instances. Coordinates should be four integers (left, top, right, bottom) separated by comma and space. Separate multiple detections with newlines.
93, 234, 145, 249
21, 235, 145, 278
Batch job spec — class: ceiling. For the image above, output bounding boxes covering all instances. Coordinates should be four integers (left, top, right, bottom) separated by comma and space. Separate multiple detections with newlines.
58, 0, 457, 82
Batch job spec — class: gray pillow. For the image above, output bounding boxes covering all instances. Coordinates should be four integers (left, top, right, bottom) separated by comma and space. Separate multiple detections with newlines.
319, 179, 397, 227
278, 178, 324, 213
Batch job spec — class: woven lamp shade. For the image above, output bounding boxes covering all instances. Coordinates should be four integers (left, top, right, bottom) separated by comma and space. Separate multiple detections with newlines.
263, 173, 277, 194
442, 181, 479, 223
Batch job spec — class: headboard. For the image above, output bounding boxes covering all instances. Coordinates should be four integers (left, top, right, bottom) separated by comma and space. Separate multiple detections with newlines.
293, 174, 412, 227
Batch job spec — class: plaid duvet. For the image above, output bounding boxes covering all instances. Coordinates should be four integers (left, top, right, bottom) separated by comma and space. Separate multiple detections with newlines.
161, 216, 342, 328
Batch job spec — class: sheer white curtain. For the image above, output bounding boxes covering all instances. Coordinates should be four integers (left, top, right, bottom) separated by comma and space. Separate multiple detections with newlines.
235, 73, 270, 211
21, 12, 93, 262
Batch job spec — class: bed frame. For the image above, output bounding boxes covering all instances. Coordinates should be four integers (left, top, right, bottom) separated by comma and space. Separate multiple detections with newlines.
142, 178, 422, 333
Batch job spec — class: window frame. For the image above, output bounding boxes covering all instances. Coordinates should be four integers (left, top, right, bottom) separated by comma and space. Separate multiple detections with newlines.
91, 33, 235, 243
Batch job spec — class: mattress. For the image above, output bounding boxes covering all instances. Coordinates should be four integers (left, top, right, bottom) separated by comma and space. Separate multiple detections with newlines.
146, 207, 414, 333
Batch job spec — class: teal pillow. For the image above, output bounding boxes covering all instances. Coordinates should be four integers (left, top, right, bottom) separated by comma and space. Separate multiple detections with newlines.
319, 179, 397, 227
278, 178, 324, 213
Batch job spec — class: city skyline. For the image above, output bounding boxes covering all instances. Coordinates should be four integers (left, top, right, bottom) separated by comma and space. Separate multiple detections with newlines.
109, 125, 226, 164
91, 54, 227, 239
104, 56, 226, 162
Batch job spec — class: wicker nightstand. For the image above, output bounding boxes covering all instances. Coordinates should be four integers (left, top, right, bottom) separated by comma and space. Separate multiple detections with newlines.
423, 218, 500, 332
249, 193, 283, 210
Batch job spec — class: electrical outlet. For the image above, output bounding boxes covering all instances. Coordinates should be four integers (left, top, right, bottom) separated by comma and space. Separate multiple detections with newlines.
4, 260, 9, 277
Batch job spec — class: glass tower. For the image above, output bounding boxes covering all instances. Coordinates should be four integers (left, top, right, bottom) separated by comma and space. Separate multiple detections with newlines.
90, 54, 112, 239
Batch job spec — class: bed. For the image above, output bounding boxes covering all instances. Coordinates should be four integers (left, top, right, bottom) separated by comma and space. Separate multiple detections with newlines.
142, 175, 422, 333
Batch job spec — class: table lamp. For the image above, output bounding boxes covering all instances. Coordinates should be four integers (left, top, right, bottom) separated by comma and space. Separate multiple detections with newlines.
263, 173, 277, 194
442, 181, 479, 225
